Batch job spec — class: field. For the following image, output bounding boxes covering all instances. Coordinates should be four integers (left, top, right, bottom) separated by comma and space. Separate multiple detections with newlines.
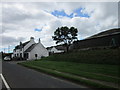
19, 48, 120, 89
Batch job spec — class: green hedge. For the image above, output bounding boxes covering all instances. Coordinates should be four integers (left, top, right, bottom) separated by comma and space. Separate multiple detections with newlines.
44, 48, 120, 65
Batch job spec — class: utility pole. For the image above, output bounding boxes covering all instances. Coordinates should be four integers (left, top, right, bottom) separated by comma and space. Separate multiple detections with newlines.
4, 48, 5, 53
8, 45, 10, 53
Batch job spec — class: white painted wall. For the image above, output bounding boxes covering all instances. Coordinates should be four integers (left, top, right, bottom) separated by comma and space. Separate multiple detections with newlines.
50, 47, 64, 53
20, 48, 24, 57
26, 52, 31, 60
13, 49, 20, 57
11, 54, 14, 58
13, 48, 24, 58
28, 42, 49, 60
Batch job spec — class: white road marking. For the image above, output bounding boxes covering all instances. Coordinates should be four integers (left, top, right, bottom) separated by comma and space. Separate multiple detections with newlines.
0, 74, 11, 90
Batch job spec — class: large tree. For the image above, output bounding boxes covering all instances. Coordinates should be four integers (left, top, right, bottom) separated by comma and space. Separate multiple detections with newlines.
52, 26, 78, 52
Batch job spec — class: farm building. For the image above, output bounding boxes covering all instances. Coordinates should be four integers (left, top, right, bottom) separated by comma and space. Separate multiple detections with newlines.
72, 28, 120, 50
47, 45, 66, 55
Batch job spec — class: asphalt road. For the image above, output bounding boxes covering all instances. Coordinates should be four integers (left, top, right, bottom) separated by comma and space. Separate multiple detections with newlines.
2, 80, 6, 89
0, 77, 2, 89
2, 61, 88, 89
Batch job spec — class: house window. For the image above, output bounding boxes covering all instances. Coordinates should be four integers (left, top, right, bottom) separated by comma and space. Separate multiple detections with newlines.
17, 54, 19, 57
15, 54, 16, 57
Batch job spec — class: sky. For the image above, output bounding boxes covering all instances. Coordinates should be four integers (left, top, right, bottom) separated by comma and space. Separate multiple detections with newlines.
0, 0, 119, 53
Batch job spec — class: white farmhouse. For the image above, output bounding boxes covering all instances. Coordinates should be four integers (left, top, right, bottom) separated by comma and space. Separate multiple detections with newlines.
13, 37, 49, 60
49, 47, 64, 53
47, 45, 65, 55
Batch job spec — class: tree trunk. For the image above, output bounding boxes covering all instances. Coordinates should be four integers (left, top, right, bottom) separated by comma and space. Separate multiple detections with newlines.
66, 45, 69, 52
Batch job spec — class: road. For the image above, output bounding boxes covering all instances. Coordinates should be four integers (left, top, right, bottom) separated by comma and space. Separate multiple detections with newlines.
0, 77, 2, 89
2, 61, 88, 89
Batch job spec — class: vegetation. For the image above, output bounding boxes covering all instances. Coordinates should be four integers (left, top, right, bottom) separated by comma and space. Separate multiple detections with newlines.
19, 60, 119, 89
20, 60, 119, 80
42, 48, 120, 65
19, 48, 120, 89
52, 26, 78, 52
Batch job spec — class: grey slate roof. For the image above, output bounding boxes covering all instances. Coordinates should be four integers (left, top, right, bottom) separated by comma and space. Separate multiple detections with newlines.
15, 41, 30, 49
46, 44, 66, 51
55, 45, 66, 51
22, 41, 30, 47
87, 28, 120, 39
24, 44, 37, 52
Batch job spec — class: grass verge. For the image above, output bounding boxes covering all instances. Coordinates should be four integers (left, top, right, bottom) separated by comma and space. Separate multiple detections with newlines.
18, 60, 119, 83
18, 62, 118, 89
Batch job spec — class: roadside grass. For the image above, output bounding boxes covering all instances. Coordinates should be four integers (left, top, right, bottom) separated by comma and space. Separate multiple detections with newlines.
19, 60, 119, 89
21, 60, 119, 78
18, 48, 120, 89
19, 62, 117, 89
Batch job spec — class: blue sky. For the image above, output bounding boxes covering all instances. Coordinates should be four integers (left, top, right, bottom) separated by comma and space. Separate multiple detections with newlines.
34, 28, 42, 32
51, 8, 90, 18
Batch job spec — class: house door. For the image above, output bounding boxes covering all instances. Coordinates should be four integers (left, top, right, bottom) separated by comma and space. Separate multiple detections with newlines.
20, 53, 22, 58
35, 54, 38, 60
20, 53, 22, 60
24, 53, 29, 60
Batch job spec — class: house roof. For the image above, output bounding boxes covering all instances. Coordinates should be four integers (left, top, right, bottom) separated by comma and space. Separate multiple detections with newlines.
55, 45, 66, 51
46, 47, 53, 50
24, 44, 37, 52
47, 44, 66, 51
87, 28, 120, 39
15, 41, 30, 49
22, 41, 30, 47
74, 28, 120, 43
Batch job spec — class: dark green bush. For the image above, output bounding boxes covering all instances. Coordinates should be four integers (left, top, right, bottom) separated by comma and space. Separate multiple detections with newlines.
44, 48, 120, 65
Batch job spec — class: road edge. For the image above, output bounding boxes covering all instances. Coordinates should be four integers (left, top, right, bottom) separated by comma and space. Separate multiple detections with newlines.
0, 74, 11, 90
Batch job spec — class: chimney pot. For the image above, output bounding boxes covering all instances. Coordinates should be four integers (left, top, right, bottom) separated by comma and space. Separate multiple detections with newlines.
30, 37, 34, 40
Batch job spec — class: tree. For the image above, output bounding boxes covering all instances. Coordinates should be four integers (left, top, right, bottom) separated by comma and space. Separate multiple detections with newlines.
52, 26, 78, 52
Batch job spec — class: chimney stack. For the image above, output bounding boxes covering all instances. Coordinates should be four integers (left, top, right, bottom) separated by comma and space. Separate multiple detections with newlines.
30, 37, 34, 40
30, 37, 34, 42
38, 38, 41, 43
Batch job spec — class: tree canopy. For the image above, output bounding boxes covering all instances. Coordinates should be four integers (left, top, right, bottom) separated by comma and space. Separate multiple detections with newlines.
52, 26, 78, 52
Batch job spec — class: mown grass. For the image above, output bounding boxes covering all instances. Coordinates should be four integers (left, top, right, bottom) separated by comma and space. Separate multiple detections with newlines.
20, 60, 120, 84
19, 62, 118, 89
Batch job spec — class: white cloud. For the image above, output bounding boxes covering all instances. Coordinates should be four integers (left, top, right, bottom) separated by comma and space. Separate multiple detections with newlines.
1, 2, 118, 52
0, 35, 25, 48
